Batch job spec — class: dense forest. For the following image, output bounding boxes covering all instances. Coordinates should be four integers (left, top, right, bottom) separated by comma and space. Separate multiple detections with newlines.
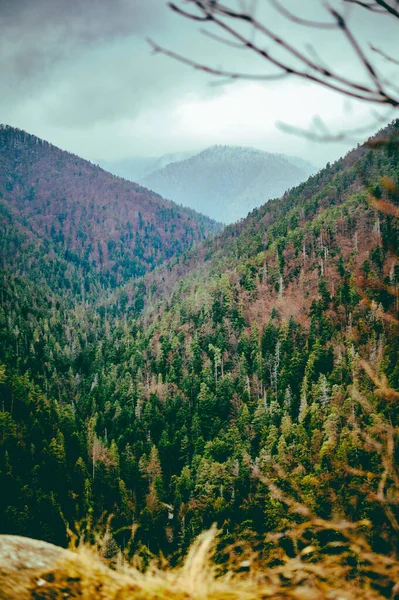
0, 121, 399, 572
0, 125, 221, 291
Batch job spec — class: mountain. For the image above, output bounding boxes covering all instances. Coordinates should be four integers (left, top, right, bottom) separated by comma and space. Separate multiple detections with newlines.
141, 145, 316, 223
1, 120, 399, 576
134, 122, 399, 320
0, 126, 221, 289
97, 151, 195, 183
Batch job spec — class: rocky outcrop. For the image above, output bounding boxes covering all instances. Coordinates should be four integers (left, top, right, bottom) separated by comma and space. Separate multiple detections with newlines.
0, 535, 142, 600
0, 535, 75, 599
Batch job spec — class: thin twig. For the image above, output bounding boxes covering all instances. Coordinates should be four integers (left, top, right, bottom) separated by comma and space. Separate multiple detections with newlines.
269, 0, 338, 29
371, 44, 399, 65
148, 38, 289, 81
165, 1, 399, 107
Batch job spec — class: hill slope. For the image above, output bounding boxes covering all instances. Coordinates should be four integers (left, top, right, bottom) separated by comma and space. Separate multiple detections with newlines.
0, 120, 399, 569
0, 126, 221, 288
141, 145, 315, 223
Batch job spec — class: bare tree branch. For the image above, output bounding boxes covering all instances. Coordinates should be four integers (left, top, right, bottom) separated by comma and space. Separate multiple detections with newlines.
374, 0, 399, 19
199, 27, 248, 49
344, 0, 388, 13
371, 44, 399, 65
148, 38, 289, 81
276, 109, 397, 143
268, 0, 339, 29
160, 1, 399, 108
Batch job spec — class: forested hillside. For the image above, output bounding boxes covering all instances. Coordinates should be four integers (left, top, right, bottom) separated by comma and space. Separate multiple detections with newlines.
0, 126, 221, 289
0, 121, 399, 574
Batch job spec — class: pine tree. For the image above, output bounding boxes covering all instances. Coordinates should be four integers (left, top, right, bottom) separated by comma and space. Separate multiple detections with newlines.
298, 376, 308, 423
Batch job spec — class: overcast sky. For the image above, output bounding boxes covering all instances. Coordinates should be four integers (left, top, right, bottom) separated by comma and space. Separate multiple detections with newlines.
1, 0, 398, 167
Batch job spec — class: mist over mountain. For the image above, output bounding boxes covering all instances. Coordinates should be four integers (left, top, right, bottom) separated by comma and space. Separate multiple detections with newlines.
140, 145, 316, 223
97, 151, 195, 183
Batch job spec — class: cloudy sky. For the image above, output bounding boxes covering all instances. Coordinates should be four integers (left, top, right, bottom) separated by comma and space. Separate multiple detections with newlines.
1, 0, 398, 167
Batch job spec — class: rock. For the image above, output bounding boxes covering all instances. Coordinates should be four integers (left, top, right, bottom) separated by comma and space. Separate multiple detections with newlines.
0, 535, 140, 600
0, 535, 74, 600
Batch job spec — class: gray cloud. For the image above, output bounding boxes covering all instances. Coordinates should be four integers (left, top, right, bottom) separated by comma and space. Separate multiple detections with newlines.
1, 0, 230, 131
0, 0, 163, 94
1, 0, 398, 166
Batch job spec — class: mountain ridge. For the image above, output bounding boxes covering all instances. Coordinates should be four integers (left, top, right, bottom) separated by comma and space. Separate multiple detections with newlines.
0, 125, 221, 289
141, 145, 316, 223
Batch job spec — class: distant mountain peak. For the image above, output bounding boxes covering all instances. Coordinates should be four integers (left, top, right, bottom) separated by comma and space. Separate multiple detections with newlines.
140, 145, 316, 224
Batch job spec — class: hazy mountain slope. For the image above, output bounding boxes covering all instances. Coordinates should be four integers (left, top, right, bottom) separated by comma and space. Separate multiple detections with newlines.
141, 145, 316, 223
0, 126, 221, 288
97, 151, 194, 183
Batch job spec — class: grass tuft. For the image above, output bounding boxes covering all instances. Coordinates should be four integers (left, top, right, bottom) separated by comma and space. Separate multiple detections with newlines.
20, 525, 398, 600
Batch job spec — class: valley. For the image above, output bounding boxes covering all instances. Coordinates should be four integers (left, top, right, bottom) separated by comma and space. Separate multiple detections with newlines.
2, 0, 399, 595
100, 145, 315, 224
0, 121, 398, 577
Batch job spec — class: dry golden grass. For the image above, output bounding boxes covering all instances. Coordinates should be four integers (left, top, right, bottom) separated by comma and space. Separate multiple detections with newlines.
11, 523, 395, 600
